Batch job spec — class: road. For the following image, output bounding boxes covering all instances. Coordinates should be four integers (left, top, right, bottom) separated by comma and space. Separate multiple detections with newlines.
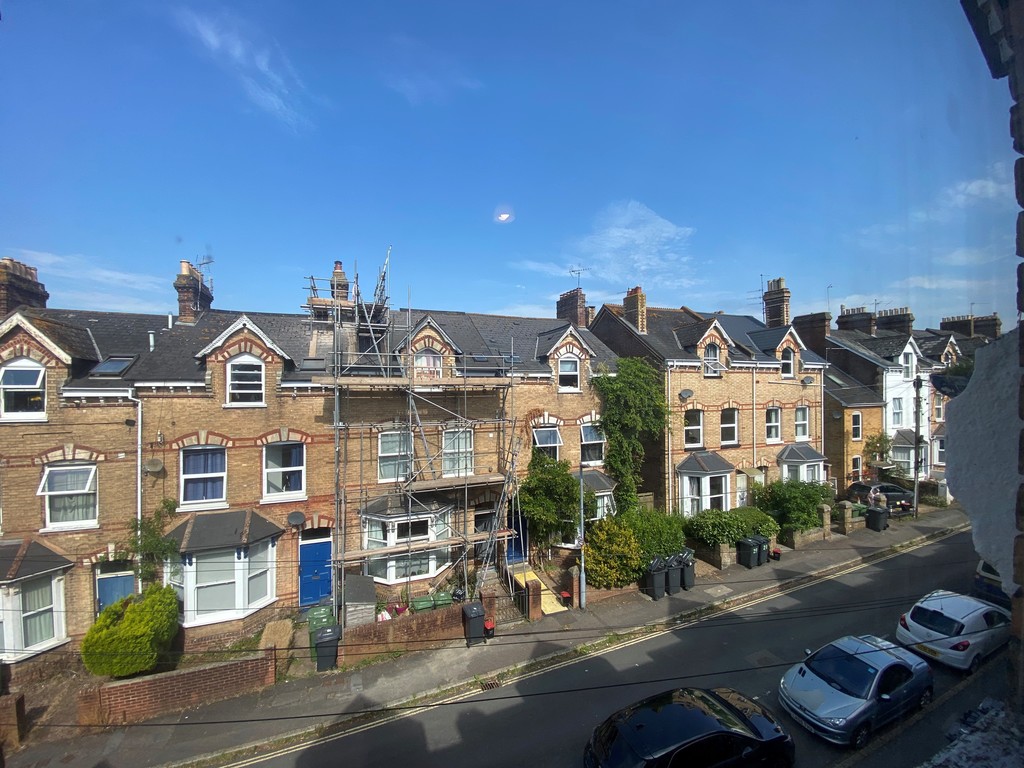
227, 531, 983, 768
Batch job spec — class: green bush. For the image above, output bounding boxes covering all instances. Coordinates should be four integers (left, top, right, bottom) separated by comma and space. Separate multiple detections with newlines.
918, 494, 947, 508
750, 480, 832, 533
82, 585, 180, 678
731, 506, 781, 540
617, 507, 687, 562
683, 509, 748, 547
583, 515, 645, 589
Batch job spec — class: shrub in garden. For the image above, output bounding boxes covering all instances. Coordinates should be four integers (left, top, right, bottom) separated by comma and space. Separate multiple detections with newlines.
583, 515, 645, 588
81, 584, 180, 678
683, 509, 748, 547
731, 506, 781, 540
750, 480, 832, 533
617, 507, 687, 563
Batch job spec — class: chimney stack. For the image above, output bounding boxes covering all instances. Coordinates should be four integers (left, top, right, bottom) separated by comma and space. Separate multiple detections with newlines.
836, 305, 876, 335
876, 307, 915, 335
623, 286, 647, 335
556, 287, 589, 328
941, 313, 1001, 340
792, 312, 832, 356
330, 261, 350, 302
174, 260, 214, 324
0, 257, 49, 316
762, 277, 791, 328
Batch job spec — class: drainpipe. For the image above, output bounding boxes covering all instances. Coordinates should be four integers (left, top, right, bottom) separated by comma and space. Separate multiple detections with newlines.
126, 391, 143, 593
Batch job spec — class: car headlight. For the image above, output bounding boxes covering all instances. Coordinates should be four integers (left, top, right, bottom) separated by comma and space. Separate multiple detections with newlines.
823, 717, 847, 727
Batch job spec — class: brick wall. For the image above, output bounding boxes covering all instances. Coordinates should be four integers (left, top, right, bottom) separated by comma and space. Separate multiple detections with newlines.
338, 602, 466, 666
77, 648, 278, 726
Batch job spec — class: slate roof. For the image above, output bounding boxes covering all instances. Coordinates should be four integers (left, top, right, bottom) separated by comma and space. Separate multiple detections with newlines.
600, 305, 827, 369
0, 538, 74, 583
893, 429, 918, 448
14, 304, 618, 389
675, 451, 736, 474
828, 329, 903, 368
582, 469, 616, 494
823, 367, 885, 407
776, 444, 828, 463
164, 509, 284, 553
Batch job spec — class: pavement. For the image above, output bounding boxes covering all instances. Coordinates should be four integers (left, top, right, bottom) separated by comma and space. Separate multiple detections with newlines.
5, 504, 985, 768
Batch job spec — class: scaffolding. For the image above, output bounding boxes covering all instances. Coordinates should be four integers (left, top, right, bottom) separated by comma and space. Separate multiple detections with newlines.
301, 253, 521, 624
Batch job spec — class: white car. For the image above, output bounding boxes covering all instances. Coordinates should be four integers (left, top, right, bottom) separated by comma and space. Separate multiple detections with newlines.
896, 591, 1012, 673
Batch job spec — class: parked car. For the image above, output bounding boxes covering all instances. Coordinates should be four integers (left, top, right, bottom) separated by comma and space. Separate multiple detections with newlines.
971, 560, 1012, 609
896, 590, 1012, 674
844, 481, 915, 511
777, 634, 932, 749
583, 686, 795, 767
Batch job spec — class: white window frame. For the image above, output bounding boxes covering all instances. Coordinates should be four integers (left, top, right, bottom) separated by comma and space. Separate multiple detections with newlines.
678, 473, 730, 516
263, 442, 306, 502
226, 353, 265, 406
414, 348, 442, 380
893, 446, 913, 475
851, 411, 862, 441
934, 437, 946, 466
533, 426, 562, 460
378, 430, 413, 482
765, 407, 781, 443
592, 492, 615, 521
442, 428, 474, 477
892, 397, 904, 427
180, 446, 227, 509
794, 406, 809, 440
38, 463, 98, 530
165, 541, 278, 628
363, 510, 451, 585
0, 573, 68, 662
902, 352, 915, 380
851, 455, 862, 481
558, 356, 581, 391
0, 358, 46, 422
683, 409, 703, 448
720, 408, 739, 446
703, 344, 725, 377
780, 348, 794, 378
580, 423, 605, 465
934, 397, 944, 422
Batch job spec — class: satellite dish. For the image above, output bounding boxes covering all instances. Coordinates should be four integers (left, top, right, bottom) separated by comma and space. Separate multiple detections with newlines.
678, 389, 694, 401
287, 511, 306, 528
142, 457, 164, 475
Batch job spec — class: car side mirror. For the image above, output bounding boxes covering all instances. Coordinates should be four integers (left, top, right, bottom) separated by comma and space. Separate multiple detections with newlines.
879, 693, 892, 702
804, 648, 812, 657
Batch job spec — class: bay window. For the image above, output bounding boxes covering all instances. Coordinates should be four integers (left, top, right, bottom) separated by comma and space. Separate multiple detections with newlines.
364, 508, 451, 584
166, 540, 278, 626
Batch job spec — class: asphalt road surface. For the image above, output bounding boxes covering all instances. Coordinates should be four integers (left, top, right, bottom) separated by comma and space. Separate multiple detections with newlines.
226, 530, 982, 768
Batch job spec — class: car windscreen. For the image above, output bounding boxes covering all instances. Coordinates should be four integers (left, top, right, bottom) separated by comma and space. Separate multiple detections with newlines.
805, 644, 878, 699
909, 605, 964, 637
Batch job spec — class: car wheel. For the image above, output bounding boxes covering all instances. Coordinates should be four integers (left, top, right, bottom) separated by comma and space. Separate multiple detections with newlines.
851, 725, 871, 750
968, 655, 981, 675
918, 687, 933, 709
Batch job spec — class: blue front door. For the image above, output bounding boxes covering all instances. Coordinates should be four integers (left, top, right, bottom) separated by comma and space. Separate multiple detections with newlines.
506, 509, 527, 564
97, 573, 135, 615
299, 540, 333, 606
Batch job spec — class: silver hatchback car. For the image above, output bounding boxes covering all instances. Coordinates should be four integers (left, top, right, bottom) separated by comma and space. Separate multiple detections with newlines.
896, 590, 1012, 673
778, 634, 933, 749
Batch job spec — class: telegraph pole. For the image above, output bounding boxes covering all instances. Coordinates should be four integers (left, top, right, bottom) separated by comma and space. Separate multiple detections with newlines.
578, 464, 587, 610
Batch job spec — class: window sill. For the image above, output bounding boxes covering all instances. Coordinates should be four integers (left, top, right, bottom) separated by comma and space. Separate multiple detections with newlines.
557, 387, 582, 394
223, 403, 267, 409
441, 472, 476, 479
0, 413, 48, 423
1, 636, 71, 664
260, 493, 308, 505
180, 596, 278, 629
795, 436, 810, 442
580, 460, 604, 467
683, 444, 704, 451
766, 439, 783, 445
40, 521, 100, 533
177, 501, 230, 513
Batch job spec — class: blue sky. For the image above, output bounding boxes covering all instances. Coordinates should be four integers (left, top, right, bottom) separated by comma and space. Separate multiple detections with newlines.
0, 1, 1017, 330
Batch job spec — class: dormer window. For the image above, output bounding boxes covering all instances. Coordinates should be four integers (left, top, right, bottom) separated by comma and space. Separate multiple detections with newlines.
227, 354, 264, 405
902, 352, 915, 380
414, 348, 442, 379
0, 358, 46, 421
781, 348, 794, 378
703, 344, 724, 377
558, 357, 580, 391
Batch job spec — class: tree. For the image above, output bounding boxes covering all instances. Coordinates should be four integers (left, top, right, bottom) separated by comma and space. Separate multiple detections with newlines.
863, 432, 906, 479
119, 498, 181, 585
517, 450, 596, 548
592, 357, 667, 513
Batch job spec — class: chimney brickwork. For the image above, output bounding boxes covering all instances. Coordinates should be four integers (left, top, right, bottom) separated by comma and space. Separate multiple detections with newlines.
836, 305, 876, 335
941, 313, 1002, 340
792, 312, 832, 357
876, 307, 915, 335
556, 287, 588, 327
623, 286, 647, 335
0, 257, 49, 316
762, 277, 791, 328
174, 261, 214, 324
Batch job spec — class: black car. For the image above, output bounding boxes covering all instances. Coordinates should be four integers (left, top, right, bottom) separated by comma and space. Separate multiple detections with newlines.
845, 481, 915, 510
583, 687, 795, 768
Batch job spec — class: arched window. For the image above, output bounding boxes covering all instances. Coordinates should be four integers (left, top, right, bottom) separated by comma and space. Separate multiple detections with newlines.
227, 354, 264, 405
558, 356, 580, 390
0, 357, 46, 421
780, 348, 794, 378
703, 344, 723, 377
414, 348, 442, 379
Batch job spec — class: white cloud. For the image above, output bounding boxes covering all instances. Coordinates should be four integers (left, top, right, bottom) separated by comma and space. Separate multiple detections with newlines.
6, 249, 170, 309
382, 36, 482, 106
516, 201, 698, 297
895, 274, 1003, 292
935, 246, 1007, 267
173, 7, 310, 130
